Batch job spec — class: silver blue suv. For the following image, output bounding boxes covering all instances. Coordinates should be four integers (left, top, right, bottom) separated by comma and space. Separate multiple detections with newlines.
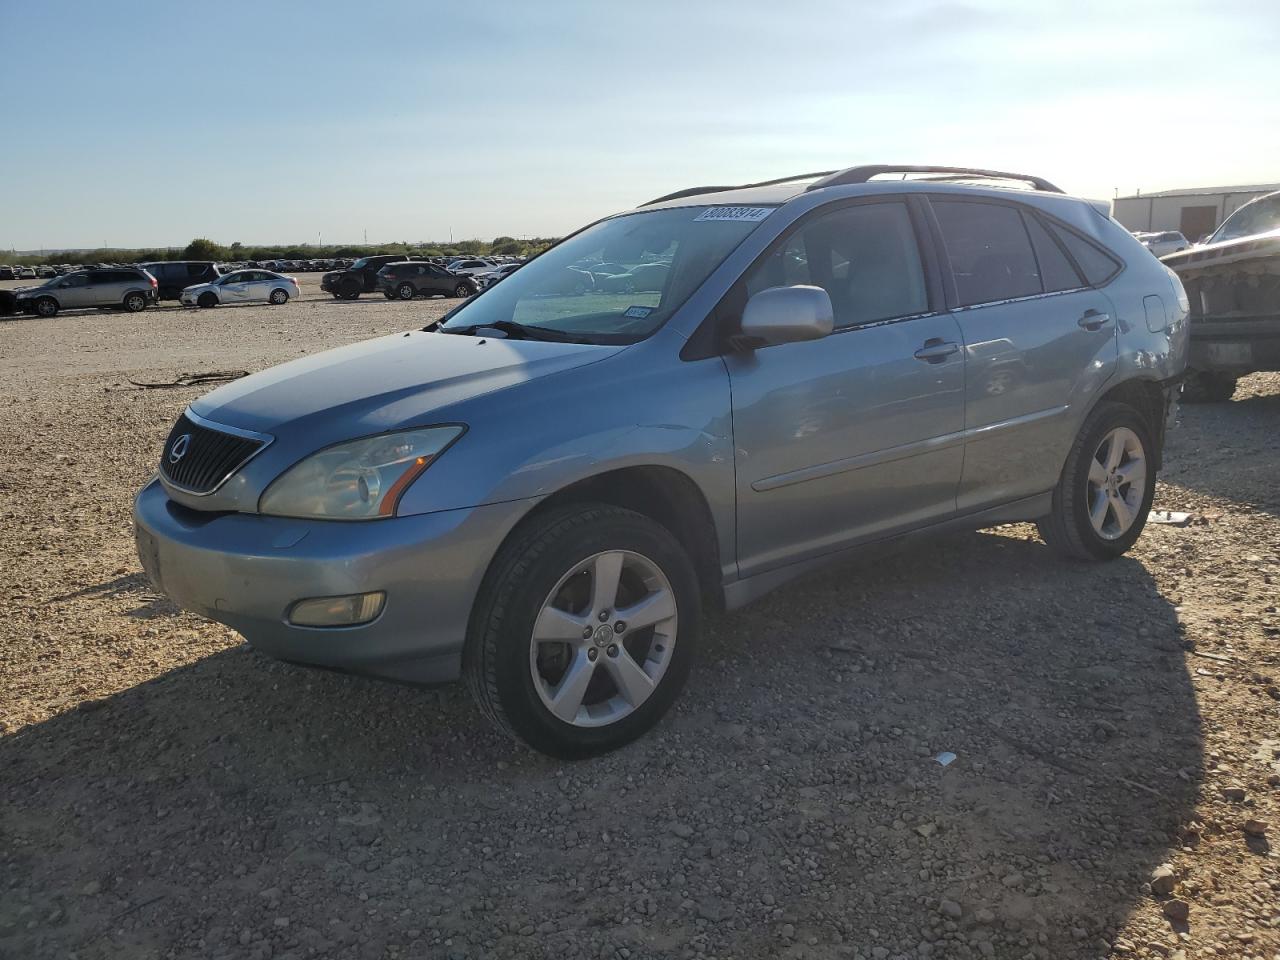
134, 165, 1189, 757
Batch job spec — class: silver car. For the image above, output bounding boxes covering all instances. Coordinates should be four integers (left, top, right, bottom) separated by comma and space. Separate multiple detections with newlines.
134, 164, 1189, 757
181, 269, 300, 308
18, 267, 158, 317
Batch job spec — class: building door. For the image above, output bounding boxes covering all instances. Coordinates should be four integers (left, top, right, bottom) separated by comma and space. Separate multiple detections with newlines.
1180, 205, 1218, 243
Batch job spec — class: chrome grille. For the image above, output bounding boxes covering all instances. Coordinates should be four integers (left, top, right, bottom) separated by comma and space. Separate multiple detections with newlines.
159, 413, 265, 495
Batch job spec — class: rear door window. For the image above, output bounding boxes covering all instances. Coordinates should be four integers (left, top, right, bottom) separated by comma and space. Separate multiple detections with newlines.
931, 200, 1041, 306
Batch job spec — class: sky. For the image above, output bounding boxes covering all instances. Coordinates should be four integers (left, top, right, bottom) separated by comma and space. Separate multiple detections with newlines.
1, 0, 1276, 250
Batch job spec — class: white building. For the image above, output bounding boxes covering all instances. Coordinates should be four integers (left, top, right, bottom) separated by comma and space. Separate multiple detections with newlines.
1111, 183, 1280, 242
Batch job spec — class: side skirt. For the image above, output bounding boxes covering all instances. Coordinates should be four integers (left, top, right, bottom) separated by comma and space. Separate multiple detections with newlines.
722, 492, 1053, 611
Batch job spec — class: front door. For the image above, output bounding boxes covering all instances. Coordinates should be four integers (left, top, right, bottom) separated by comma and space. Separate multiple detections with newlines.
726, 199, 966, 578
54, 273, 93, 308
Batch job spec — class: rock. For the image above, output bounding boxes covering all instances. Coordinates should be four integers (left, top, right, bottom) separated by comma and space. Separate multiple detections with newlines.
939, 899, 963, 919
1150, 864, 1177, 896
80, 880, 102, 896
670, 822, 694, 839
915, 822, 937, 838
779, 923, 796, 940
974, 908, 996, 925
1242, 819, 1268, 837
1220, 785, 1246, 802
1001, 872, 1024, 888
1161, 899, 1189, 923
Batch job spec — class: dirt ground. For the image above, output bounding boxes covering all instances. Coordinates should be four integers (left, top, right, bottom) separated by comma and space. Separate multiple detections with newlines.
1, 280, 1277, 960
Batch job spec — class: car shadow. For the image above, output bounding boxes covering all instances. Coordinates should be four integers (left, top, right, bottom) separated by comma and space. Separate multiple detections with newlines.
0, 530, 1199, 958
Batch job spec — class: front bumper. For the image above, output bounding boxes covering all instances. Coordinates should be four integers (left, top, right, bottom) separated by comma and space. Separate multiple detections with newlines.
133, 478, 535, 684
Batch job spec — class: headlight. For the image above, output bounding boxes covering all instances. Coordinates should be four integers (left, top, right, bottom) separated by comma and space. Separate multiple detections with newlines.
259, 426, 464, 520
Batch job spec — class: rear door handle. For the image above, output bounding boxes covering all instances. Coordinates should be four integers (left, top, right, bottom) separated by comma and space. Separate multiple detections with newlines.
913, 339, 959, 363
1078, 309, 1112, 331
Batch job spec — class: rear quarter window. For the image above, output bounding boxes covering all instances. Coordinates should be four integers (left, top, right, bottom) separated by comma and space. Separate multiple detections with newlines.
1047, 222, 1122, 286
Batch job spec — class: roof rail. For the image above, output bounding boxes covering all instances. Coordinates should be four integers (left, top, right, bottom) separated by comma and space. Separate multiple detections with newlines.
806, 165, 1064, 194
641, 170, 838, 207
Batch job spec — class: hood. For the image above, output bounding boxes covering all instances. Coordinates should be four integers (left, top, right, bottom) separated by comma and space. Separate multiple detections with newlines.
190, 330, 623, 436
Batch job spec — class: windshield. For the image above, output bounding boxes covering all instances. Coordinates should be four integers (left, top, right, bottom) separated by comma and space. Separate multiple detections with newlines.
440, 205, 775, 342
350, 258, 369, 270
1209, 194, 1280, 244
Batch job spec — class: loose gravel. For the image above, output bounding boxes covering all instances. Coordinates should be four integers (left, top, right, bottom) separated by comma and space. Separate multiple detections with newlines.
1, 283, 1277, 959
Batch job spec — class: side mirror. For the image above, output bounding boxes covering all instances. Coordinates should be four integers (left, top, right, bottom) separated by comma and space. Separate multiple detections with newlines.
739, 285, 834, 347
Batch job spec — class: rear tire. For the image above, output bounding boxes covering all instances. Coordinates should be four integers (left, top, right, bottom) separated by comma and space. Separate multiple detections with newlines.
465, 504, 700, 759
34, 296, 58, 317
1181, 369, 1237, 403
397, 283, 416, 300
122, 292, 147, 313
1037, 401, 1157, 561
268, 288, 289, 305
197, 292, 218, 308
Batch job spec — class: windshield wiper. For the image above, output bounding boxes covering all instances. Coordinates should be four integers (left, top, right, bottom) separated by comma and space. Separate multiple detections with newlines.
439, 319, 578, 342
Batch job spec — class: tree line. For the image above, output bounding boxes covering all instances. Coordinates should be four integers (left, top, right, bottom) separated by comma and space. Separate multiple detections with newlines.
4, 236, 558, 267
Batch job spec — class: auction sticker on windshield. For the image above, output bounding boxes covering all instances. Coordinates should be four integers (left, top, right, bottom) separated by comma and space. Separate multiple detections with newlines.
693, 206, 773, 222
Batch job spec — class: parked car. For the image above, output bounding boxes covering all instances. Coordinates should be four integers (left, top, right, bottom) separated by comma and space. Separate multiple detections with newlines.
1161, 189, 1280, 401
1136, 231, 1190, 257
17, 267, 158, 317
134, 164, 1187, 758
16, 266, 36, 279
446, 258, 498, 278
181, 269, 300, 308
35, 265, 57, 278
477, 262, 523, 287
321, 255, 406, 299
375, 261, 478, 300
0, 289, 17, 317
139, 261, 221, 300
0, 266, 14, 280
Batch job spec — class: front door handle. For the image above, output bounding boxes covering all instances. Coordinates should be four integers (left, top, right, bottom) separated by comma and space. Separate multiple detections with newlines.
1078, 309, 1112, 331
913, 339, 959, 363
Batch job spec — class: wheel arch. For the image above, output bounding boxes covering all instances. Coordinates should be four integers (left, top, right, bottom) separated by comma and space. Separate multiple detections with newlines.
1086, 377, 1168, 469
483, 465, 725, 617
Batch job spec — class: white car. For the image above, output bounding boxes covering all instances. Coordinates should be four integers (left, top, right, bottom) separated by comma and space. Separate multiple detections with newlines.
16, 266, 36, 279
445, 258, 498, 278
181, 269, 300, 308
1136, 230, 1190, 257
476, 262, 523, 287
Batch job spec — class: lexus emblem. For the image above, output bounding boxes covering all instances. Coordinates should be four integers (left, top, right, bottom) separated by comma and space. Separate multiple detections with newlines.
168, 433, 191, 464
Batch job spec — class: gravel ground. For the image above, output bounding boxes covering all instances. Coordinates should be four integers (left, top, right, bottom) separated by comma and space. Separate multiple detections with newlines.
1, 282, 1277, 960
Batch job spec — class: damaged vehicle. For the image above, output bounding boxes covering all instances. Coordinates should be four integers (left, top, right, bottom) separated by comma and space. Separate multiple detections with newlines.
1162, 189, 1280, 401
134, 164, 1187, 758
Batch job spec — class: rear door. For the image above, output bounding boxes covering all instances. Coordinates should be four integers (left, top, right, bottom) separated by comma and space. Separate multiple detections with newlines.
725, 198, 966, 577
926, 197, 1120, 511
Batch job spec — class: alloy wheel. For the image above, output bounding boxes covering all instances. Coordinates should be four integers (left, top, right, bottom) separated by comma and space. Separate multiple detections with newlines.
529, 550, 677, 728
1086, 427, 1146, 540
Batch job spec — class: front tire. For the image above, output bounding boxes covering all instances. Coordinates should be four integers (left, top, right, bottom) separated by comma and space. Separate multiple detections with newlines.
465, 504, 701, 759
34, 296, 58, 317
197, 292, 218, 308
1037, 401, 1157, 561
453, 283, 472, 298
1181, 369, 1237, 403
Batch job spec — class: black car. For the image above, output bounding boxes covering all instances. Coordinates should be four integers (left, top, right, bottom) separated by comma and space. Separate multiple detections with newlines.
138, 261, 221, 300
0, 289, 17, 317
320, 255, 406, 300
375, 261, 478, 300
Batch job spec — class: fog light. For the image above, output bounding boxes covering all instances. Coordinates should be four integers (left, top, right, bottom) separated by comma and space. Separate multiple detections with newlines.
288, 591, 385, 627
